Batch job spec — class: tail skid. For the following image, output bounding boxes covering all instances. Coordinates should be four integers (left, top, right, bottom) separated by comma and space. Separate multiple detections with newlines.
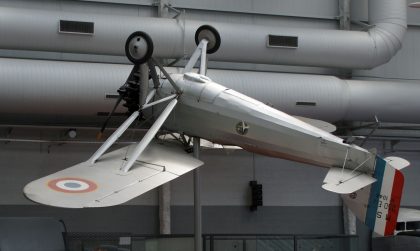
342, 156, 405, 236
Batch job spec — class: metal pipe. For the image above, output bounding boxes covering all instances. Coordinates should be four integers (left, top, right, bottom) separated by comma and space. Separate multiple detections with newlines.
0, 0, 406, 69
1, 58, 420, 124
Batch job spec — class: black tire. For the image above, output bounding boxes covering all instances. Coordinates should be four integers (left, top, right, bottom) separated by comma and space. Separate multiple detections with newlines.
195, 25, 221, 54
125, 31, 154, 64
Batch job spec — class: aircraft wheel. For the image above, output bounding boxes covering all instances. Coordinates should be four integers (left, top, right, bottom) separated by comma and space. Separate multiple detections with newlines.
195, 25, 221, 54
125, 31, 154, 64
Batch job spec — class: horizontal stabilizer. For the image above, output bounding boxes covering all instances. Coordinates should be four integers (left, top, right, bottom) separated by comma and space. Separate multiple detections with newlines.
293, 116, 336, 133
24, 141, 203, 208
384, 156, 410, 170
322, 168, 376, 194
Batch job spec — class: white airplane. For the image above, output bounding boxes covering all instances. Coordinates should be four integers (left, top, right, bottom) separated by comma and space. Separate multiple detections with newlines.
24, 26, 409, 237
395, 208, 420, 234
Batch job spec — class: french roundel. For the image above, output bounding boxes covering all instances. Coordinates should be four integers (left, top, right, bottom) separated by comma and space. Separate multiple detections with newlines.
48, 178, 97, 193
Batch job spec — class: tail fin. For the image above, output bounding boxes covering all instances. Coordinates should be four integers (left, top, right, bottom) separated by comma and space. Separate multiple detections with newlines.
342, 156, 405, 236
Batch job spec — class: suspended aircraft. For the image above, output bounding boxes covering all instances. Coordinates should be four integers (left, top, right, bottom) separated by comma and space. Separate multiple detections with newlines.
24, 25, 408, 236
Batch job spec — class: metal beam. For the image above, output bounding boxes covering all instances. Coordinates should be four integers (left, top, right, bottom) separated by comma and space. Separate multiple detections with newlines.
193, 137, 202, 251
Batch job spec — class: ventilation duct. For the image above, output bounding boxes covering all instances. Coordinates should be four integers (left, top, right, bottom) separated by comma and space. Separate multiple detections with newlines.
0, 0, 406, 69
0, 58, 419, 125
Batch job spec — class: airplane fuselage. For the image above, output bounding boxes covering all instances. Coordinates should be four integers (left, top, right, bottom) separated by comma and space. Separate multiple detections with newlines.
152, 72, 374, 171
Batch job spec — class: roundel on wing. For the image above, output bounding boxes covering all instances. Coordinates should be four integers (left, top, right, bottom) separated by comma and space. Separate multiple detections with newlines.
48, 178, 98, 193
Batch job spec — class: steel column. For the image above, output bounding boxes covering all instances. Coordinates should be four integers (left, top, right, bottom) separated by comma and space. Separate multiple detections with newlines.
159, 183, 171, 234
193, 137, 202, 251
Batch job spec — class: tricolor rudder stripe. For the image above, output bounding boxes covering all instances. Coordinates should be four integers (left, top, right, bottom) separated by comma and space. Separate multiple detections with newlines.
365, 156, 404, 236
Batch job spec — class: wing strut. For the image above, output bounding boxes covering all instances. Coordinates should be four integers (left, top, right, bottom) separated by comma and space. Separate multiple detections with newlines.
89, 111, 140, 165
89, 87, 176, 165
121, 97, 178, 172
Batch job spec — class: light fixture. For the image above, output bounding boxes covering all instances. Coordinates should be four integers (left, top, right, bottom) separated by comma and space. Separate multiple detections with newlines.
409, 2, 420, 8
67, 129, 77, 139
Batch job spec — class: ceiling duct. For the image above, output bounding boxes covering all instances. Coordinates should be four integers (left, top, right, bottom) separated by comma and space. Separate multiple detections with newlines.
0, 58, 419, 126
0, 0, 406, 69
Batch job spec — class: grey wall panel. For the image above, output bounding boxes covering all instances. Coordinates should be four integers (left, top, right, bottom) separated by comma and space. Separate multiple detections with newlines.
172, 206, 343, 235
171, 0, 338, 19
351, 0, 368, 22
181, 9, 338, 28
0, 0, 154, 16
0, 205, 160, 234
0, 217, 66, 251
78, 0, 339, 19
408, 1, 420, 25
0, 205, 343, 235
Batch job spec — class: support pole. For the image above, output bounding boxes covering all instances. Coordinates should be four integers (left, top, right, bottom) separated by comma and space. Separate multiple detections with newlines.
159, 183, 171, 234
343, 202, 357, 235
338, 0, 352, 79
342, 127, 357, 236
193, 137, 202, 251
339, 0, 351, 31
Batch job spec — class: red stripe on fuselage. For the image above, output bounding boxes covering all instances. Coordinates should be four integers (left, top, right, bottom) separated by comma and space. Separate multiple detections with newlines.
384, 170, 404, 236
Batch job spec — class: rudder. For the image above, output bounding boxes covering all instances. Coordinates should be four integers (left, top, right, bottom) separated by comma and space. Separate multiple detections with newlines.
342, 156, 405, 236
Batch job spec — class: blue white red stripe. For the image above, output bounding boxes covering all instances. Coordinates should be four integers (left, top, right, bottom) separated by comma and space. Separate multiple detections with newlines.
364, 156, 404, 236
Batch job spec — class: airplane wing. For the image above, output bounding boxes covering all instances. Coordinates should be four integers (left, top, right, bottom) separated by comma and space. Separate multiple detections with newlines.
24, 140, 203, 208
24, 35, 211, 208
